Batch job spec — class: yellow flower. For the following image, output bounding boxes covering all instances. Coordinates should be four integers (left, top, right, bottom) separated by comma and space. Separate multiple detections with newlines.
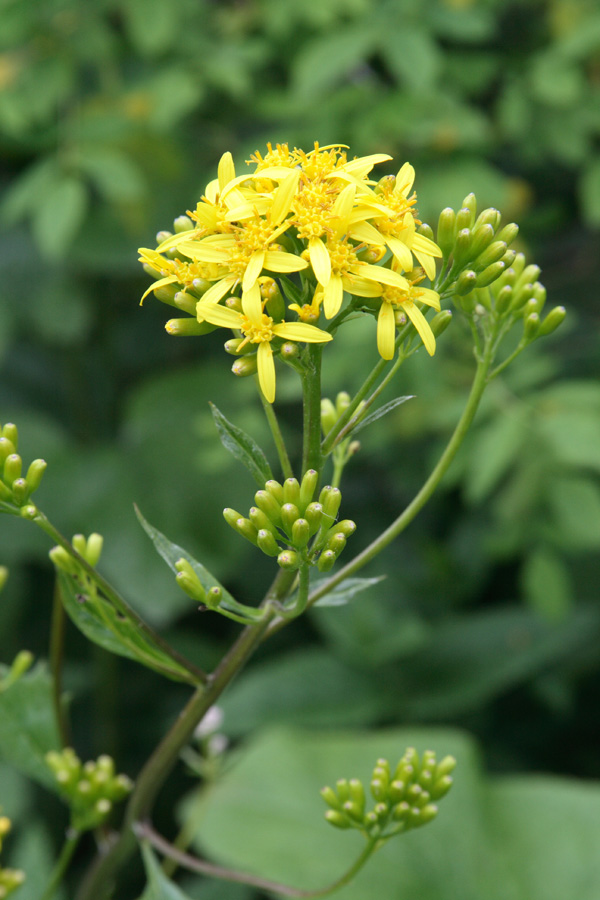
137, 248, 224, 304
368, 270, 441, 360
195, 291, 332, 403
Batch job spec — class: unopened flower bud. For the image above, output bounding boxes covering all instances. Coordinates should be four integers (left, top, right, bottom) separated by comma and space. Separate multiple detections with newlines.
279, 341, 299, 360
166, 318, 215, 336
277, 549, 300, 570
280, 502, 299, 534
11, 478, 29, 504
538, 305, 566, 337
325, 810, 351, 829
299, 469, 318, 511
455, 270, 477, 296
469, 224, 495, 259
319, 486, 341, 519
473, 207, 501, 231
291, 518, 310, 549
455, 206, 473, 232
476, 261, 506, 287
3, 454, 22, 484
327, 532, 347, 556
205, 586, 222, 609
453, 228, 472, 266
317, 549, 337, 572
231, 356, 258, 377
494, 285, 513, 315
0, 438, 16, 466
304, 502, 323, 534
430, 309, 452, 337
0, 566, 7, 593
225, 295, 243, 312
417, 222, 434, 241
436, 208, 456, 256
173, 215, 193, 233
257, 528, 281, 557
283, 477, 300, 506
249, 506, 278, 535
25, 458, 47, 493
264, 479, 284, 504
473, 241, 507, 271
321, 399, 337, 435
523, 312, 540, 341
254, 489, 282, 525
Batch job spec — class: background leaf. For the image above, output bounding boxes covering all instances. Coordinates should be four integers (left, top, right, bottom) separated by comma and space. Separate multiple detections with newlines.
209, 403, 273, 487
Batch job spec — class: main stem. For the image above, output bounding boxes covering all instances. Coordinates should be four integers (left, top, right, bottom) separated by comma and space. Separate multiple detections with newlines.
301, 344, 323, 474
76, 605, 278, 900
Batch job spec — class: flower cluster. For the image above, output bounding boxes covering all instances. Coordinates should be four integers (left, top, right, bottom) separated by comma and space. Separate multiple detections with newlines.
45, 748, 133, 834
139, 143, 443, 402
0, 815, 25, 898
321, 748, 456, 841
222, 472, 356, 572
0, 422, 46, 519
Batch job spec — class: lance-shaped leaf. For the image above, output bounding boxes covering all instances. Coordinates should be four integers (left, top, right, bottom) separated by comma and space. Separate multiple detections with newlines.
209, 403, 273, 487
58, 572, 200, 685
0, 663, 61, 790
352, 396, 415, 435
137, 843, 194, 900
135, 506, 256, 621
310, 575, 386, 607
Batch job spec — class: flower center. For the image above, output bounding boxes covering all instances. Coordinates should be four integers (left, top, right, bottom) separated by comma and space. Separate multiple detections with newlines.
240, 313, 274, 343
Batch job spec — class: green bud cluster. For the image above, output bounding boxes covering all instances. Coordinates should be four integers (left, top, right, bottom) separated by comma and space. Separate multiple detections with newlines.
321, 748, 456, 841
0, 422, 46, 519
0, 815, 25, 897
50, 533, 104, 576
174, 558, 223, 610
223, 472, 355, 571
487, 252, 566, 342
45, 748, 133, 833
436, 194, 519, 302
0, 567, 7, 595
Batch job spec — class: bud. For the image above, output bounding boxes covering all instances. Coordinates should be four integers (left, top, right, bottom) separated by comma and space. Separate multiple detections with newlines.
304, 501, 323, 535
494, 285, 513, 316
321, 398, 338, 436
476, 261, 505, 288
264, 479, 284, 505
25, 458, 47, 494
224, 338, 245, 355
176, 570, 205, 602
500, 248, 517, 268
277, 549, 300, 570
523, 312, 540, 342
469, 224, 495, 260
20, 504, 38, 520
192, 277, 211, 296
319, 486, 341, 520
249, 506, 278, 535
291, 518, 310, 549
334, 519, 356, 537
10, 478, 29, 504
156, 230, 172, 245
1, 424, 18, 448
335, 391, 352, 416
231, 356, 258, 377
173, 291, 197, 315
455, 206, 473, 232
495, 222, 519, 245
280, 502, 299, 534
417, 222, 434, 241
510, 282, 535, 313
317, 549, 337, 572
473, 207, 501, 231
279, 341, 299, 360
0, 438, 16, 466
429, 309, 452, 337
256, 528, 281, 557
206, 586, 223, 610
3, 454, 22, 484
538, 305, 566, 337
514, 264, 541, 292
225, 295, 243, 312
173, 215, 194, 233
222, 509, 258, 545
166, 318, 215, 337
0, 566, 7, 593
473, 241, 507, 271
436, 208, 456, 257
283, 477, 300, 506
254, 489, 282, 526
454, 270, 477, 296
325, 810, 351, 829
327, 532, 347, 556
452, 228, 472, 266
299, 469, 318, 511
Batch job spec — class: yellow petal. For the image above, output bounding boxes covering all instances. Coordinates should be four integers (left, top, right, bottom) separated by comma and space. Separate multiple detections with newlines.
196, 301, 242, 328
270, 170, 300, 225
251, 165, 298, 180
342, 274, 383, 298
242, 250, 266, 293
377, 301, 396, 360
353, 264, 409, 290
403, 302, 436, 356
309, 237, 331, 286
395, 162, 415, 196
416, 287, 441, 310
412, 233, 443, 258
273, 322, 333, 343
218, 152, 236, 193
198, 276, 237, 306
140, 275, 177, 305
348, 221, 386, 245
414, 250, 436, 281
224, 199, 271, 220
257, 341, 276, 403
342, 154, 392, 177
241, 282, 262, 319
323, 274, 344, 318
330, 183, 356, 238
177, 242, 228, 263
264, 250, 308, 273
386, 236, 413, 271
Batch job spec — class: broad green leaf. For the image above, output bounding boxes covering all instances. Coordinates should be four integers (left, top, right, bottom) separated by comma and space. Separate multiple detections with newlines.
465, 406, 528, 503
351, 397, 414, 435
77, 147, 146, 202
209, 403, 273, 487
134, 505, 238, 613
123, 0, 180, 56
182, 726, 600, 900
547, 476, 600, 549
579, 156, 600, 227
138, 843, 193, 900
0, 663, 60, 790
13, 822, 67, 900
379, 26, 440, 91
311, 575, 386, 607
31, 175, 88, 259
58, 572, 197, 685
521, 547, 572, 621
291, 26, 379, 100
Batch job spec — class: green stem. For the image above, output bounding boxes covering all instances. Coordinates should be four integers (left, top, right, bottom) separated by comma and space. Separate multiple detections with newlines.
299, 347, 494, 614
49, 578, 70, 747
34, 514, 207, 686
136, 823, 379, 899
41, 830, 81, 900
76, 605, 278, 900
281, 563, 310, 618
257, 379, 294, 479
301, 344, 324, 474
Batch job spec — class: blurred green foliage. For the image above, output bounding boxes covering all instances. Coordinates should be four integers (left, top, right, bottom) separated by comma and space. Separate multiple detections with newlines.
1, 0, 600, 895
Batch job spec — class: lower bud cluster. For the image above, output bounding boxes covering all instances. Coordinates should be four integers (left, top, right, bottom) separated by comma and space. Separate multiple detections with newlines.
45, 748, 133, 833
0, 816, 25, 897
0, 422, 46, 519
223, 471, 356, 571
321, 748, 456, 841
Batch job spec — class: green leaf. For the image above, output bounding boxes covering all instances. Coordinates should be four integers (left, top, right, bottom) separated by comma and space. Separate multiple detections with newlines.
351, 397, 414, 436
134, 505, 239, 615
138, 843, 193, 900
546, 476, 600, 549
58, 572, 197, 685
465, 406, 528, 503
521, 547, 573, 621
291, 25, 379, 100
579, 156, 600, 227
13, 822, 67, 900
209, 403, 273, 487
311, 575, 386, 607
77, 147, 146, 202
182, 726, 600, 900
31, 175, 88, 259
0, 663, 60, 790
379, 26, 440, 91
